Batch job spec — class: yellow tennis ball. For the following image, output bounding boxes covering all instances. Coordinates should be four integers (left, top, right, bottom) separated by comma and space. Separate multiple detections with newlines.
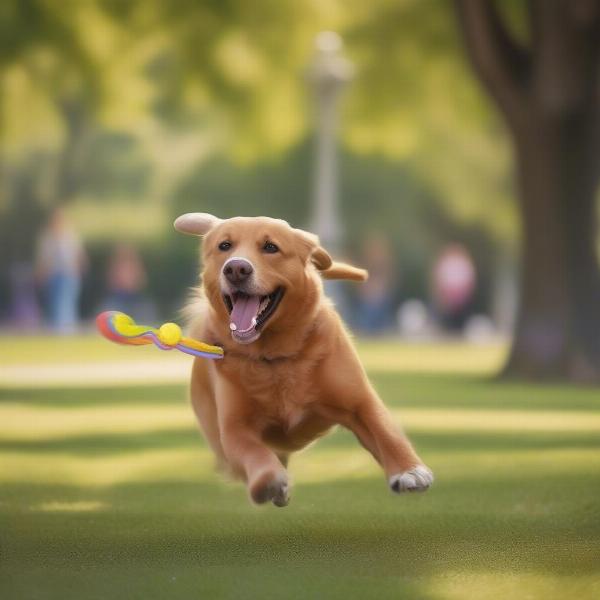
158, 322, 182, 346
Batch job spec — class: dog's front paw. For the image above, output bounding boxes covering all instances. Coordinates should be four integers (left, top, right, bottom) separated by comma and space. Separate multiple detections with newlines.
389, 465, 433, 494
250, 471, 290, 507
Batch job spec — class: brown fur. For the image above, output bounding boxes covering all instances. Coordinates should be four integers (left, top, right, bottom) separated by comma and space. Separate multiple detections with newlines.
177, 214, 432, 506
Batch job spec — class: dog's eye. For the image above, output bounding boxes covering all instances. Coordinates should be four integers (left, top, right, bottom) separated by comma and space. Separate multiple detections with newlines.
218, 241, 232, 251
263, 241, 279, 254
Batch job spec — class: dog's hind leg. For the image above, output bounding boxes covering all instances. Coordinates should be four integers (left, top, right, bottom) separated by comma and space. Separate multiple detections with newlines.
319, 354, 433, 495
354, 399, 433, 493
314, 404, 382, 465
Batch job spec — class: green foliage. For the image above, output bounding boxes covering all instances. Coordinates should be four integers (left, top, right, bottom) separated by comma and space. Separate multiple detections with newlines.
172, 141, 498, 307
0, 0, 518, 239
0, 0, 521, 317
135, 0, 516, 241
84, 132, 152, 199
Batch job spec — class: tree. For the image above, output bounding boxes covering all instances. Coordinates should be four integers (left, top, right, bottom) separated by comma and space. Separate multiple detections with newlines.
0, 1, 152, 256
0, 0, 94, 290
455, 0, 600, 381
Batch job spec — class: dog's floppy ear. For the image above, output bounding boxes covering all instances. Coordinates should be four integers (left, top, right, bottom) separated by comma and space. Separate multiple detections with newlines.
293, 228, 332, 270
174, 213, 223, 236
293, 228, 368, 282
311, 246, 333, 271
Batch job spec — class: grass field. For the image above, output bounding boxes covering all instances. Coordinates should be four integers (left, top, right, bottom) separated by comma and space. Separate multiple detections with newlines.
1, 339, 599, 599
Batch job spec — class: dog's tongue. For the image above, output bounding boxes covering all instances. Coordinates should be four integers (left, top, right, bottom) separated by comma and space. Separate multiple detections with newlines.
230, 294, 260, 332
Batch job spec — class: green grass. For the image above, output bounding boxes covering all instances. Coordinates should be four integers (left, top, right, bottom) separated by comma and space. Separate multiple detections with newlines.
0, 333, 507, 372
1, 342, 599, 599
0, 333, 132, 365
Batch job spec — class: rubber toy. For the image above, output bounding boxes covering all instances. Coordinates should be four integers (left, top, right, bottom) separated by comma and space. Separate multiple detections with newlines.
96, 311, 224, 360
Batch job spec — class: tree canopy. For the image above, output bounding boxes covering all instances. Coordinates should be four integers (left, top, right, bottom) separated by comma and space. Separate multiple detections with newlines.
0, 0, 518, 246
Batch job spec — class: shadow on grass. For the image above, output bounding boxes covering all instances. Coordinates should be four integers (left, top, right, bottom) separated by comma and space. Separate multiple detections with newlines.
2, 473, 599, 578
2, 426, 600, 456
3, 372, 600, 411
372, 372, 600, 411
2, 371, 600, 599
0, 384, 188, 407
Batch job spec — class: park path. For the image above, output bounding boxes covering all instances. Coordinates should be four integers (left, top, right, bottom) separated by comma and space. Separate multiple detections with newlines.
0, 358, 191, 388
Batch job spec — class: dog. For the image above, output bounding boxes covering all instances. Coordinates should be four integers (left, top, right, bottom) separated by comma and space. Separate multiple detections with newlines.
175, 213, 433, 506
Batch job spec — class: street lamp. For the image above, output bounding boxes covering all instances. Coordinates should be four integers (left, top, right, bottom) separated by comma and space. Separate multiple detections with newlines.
307, 31, 354, 255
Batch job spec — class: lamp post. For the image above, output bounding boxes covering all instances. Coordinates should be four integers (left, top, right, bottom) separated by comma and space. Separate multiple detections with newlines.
307, 31, 354, 255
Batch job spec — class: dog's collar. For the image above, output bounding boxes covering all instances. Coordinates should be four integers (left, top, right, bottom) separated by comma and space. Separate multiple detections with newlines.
213, 324, 316, 364
212, 316, 320, 364
213, 343, 300, 363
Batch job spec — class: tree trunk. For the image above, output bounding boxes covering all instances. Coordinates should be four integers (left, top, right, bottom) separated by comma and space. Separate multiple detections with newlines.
455, 0, 600, 381
505, 111, 600, 381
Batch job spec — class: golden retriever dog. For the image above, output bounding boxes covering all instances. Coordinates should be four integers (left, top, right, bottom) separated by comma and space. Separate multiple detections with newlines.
175, 213, 433, 507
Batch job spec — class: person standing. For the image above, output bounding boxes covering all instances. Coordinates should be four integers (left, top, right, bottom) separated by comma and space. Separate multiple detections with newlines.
355, 234, 396, 334
431, 243, 476, 332
36, 207, 87, 333
103, 243, 154, 321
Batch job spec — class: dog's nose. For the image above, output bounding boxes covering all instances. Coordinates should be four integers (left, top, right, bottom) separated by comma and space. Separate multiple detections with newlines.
223, 258, 254, 285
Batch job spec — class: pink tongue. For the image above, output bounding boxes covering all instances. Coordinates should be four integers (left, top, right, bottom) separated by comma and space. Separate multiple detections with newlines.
230, 295, 261, 332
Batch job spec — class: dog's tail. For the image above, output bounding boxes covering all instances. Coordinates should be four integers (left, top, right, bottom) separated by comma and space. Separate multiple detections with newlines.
320, 261, 368, 282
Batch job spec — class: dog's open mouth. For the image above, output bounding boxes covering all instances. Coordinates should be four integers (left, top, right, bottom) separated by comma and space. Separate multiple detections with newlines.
223, 287, 284, 344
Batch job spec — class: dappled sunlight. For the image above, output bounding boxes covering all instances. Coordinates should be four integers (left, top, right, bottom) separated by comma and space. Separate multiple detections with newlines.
426, 572, 600, 600
0, 404, 192, 440
293, 445, 600, 487
0, 336, 508, 369
32, 500, 108, 513
429, 447, 600, 481
292, 447, 377, 484
356, 340, 507, 375
4, 402, 598, 446
3, 439, 598, 494
0, 448, 214, 487
0, 337, 511, 393
1, 371, 599, 599
396, 408, 600, 433
0, 335, 162, 366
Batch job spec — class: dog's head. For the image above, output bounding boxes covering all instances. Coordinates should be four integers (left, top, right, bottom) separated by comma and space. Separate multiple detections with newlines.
175, 213, 367, 345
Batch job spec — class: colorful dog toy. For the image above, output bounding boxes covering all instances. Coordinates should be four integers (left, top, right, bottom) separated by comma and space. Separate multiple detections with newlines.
96, 311, 224, 360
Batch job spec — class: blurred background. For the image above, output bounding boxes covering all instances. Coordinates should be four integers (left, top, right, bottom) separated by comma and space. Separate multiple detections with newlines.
0, 0, 521, 349
2, 3, 600, 598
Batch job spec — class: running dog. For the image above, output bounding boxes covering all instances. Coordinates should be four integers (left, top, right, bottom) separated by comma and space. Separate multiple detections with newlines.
176, 213, 433, 506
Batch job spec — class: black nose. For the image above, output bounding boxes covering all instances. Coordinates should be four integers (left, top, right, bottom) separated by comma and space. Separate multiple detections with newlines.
223, 258, 254, 285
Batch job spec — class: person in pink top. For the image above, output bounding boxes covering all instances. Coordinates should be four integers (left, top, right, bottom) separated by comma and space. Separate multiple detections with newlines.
431, 243, 476, 331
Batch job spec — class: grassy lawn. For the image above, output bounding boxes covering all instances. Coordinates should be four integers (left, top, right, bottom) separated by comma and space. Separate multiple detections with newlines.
0, 334, 507, 372
1, 340, 599, 599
